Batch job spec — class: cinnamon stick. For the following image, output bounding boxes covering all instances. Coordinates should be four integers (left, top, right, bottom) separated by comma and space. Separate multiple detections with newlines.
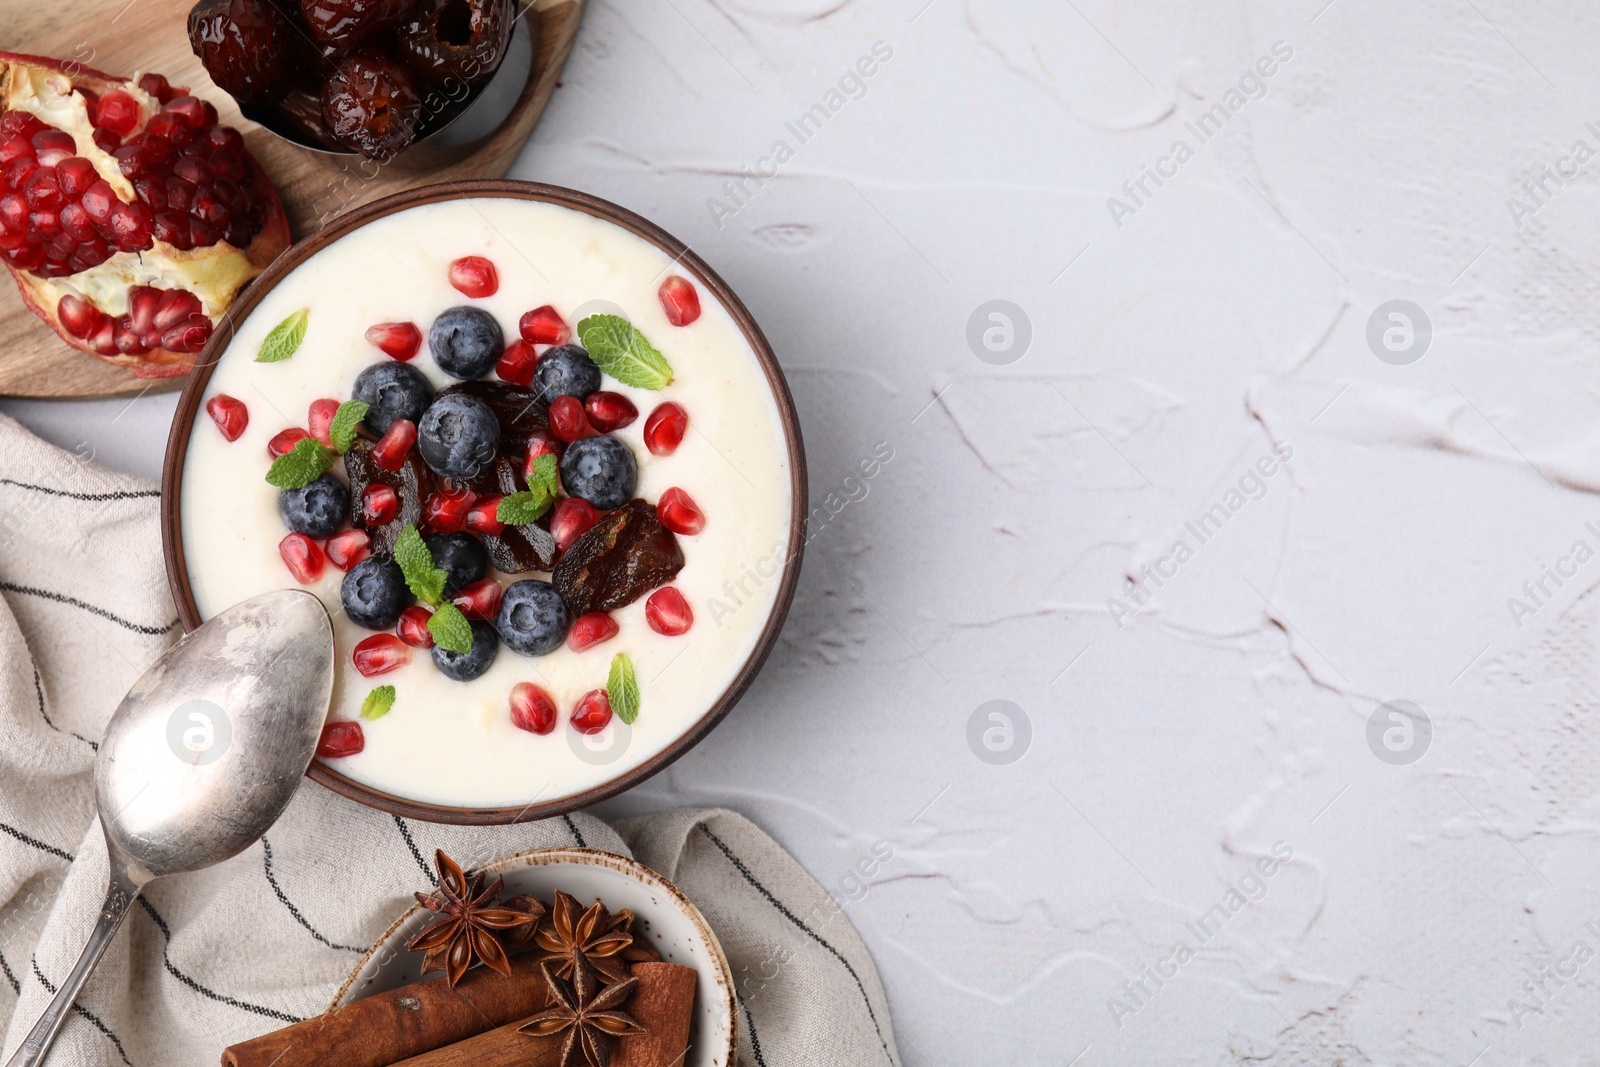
220, 955, 552, 1067
389, 963, 698, 1067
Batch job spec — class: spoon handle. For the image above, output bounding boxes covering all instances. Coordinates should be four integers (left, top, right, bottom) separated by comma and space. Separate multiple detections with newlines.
3, 873, 140, 1067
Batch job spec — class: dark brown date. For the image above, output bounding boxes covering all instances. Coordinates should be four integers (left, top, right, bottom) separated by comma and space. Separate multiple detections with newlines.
553, 499, 684, 616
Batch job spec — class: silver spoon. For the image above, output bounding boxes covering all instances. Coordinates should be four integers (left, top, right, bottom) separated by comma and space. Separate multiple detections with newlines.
4, 589, 334, 1067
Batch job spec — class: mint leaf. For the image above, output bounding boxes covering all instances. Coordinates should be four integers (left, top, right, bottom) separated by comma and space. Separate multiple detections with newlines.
393, 525, 447, 606
428, 602, 473, 654
527, 452, 559, 497
575, 315, 673, 390
498, 454, 560, 525
498, 490, 553, 525
608, 652, 640, 725
328, 400, 370, 453
360, 685, 396, 720
255, 308, 309, 363
265, 437, 336, 489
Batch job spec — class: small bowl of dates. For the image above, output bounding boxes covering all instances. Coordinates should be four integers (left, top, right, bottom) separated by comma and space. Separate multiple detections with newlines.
188, 0, 528, 161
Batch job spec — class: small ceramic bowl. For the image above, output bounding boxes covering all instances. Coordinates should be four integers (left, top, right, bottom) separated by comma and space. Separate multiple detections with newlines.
243, 2, 537, 165
333, 848, 736, 1066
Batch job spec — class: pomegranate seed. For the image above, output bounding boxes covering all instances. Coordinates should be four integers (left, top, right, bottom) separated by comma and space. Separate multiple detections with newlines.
519, 305, 570, 345
205, 393, 248, 441
549, 395, 592, 442
152, 288, 203, 331
644, 402, 688, 456
366, 321, 421, 361
423, 488, 475, 533
0, 195, 24, 232
567, 612, 619, 652
584, 391, 638, 433
0, 112, 46, 138
496, 339, 536, 386
59, 202, 94, 241
452, 578, 503, 620
362, 483, 399, 525
659, 275, 702, 326
94, 90, 140, 137
308, 398, 340, 446
138, 73, 177, 104
23, 171, 62, 211
326, 529, 370, 571
510, 682, 558, 735
108, 199, 154, 252
278, 533, 325, 584
56, 294, 96, 338
353, 633, 410, 677
466, 495, 506, 535
372, 419, 416, 471
551, 498, 599, 550
571, 689, 613, 733
3, 159, 37, 191
316, 721, 364, 759
525, 429, 562, 465
645, 587, 694, 636
55, 157, 95, 197
397, 605, 435, 648
88, 317, 115, 354
161, 317, 211, 353
0, 135, 30, 164
164, 96, 210, 128
127, 286, 160, 334
657, 488, 705, 536
80, 180, 116, 224
268, 427, 308, 458
448, 255, 498, 298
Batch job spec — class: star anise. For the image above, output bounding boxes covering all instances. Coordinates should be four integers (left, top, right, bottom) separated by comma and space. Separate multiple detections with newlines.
407, 850, 536, 987
501, 893, 549, 949
603, 908, 660, 967
532, 890, 638, 984
519, 953, 647, 1067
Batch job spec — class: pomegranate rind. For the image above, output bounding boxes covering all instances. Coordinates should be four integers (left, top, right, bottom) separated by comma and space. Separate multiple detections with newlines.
0, 50, 290, 378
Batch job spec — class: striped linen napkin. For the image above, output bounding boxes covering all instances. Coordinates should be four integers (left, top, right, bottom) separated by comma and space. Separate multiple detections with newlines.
0, 414, 899, 1067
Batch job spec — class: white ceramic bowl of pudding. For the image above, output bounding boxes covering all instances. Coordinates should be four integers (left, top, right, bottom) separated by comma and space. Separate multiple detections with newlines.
331, 847, 737, 1067
162, 182, 805, 823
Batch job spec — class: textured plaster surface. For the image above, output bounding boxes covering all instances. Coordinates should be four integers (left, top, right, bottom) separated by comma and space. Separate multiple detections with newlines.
7, 1, 1600, 1061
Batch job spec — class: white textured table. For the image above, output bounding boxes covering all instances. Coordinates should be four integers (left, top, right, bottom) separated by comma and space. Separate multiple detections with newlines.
6, 1, 1597, 1061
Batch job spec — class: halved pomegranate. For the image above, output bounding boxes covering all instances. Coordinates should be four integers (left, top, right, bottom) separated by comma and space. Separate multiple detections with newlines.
0, 52, 289, 378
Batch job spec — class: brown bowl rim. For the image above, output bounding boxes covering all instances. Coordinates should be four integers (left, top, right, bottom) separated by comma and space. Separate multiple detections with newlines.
161, 179, 807, 825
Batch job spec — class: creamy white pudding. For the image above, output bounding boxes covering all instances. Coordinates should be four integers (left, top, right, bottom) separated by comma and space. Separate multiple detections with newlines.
179, 197, 792, 809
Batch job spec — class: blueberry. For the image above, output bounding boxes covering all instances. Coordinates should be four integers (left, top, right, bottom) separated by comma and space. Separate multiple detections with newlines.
417, 393, 500, 479
533, 345, 601, 403
424, 532, 487, 595
432, 619, 499, 681
560, 435, 637, 510
341, 557, 414, 630
278, 473, 348, 539
495, 580, 570, 656
354, 361, 434, 436
429, 306, 503, 380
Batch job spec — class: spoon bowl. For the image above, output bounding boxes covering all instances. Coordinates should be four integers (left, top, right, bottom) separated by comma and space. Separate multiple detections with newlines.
4, 589, 334, 1067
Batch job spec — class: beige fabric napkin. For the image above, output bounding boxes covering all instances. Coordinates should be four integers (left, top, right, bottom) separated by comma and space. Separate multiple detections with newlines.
0, 414, 899, 1067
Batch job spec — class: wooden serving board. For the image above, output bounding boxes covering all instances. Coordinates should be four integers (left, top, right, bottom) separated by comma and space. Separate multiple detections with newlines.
0, 0, 583, 399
